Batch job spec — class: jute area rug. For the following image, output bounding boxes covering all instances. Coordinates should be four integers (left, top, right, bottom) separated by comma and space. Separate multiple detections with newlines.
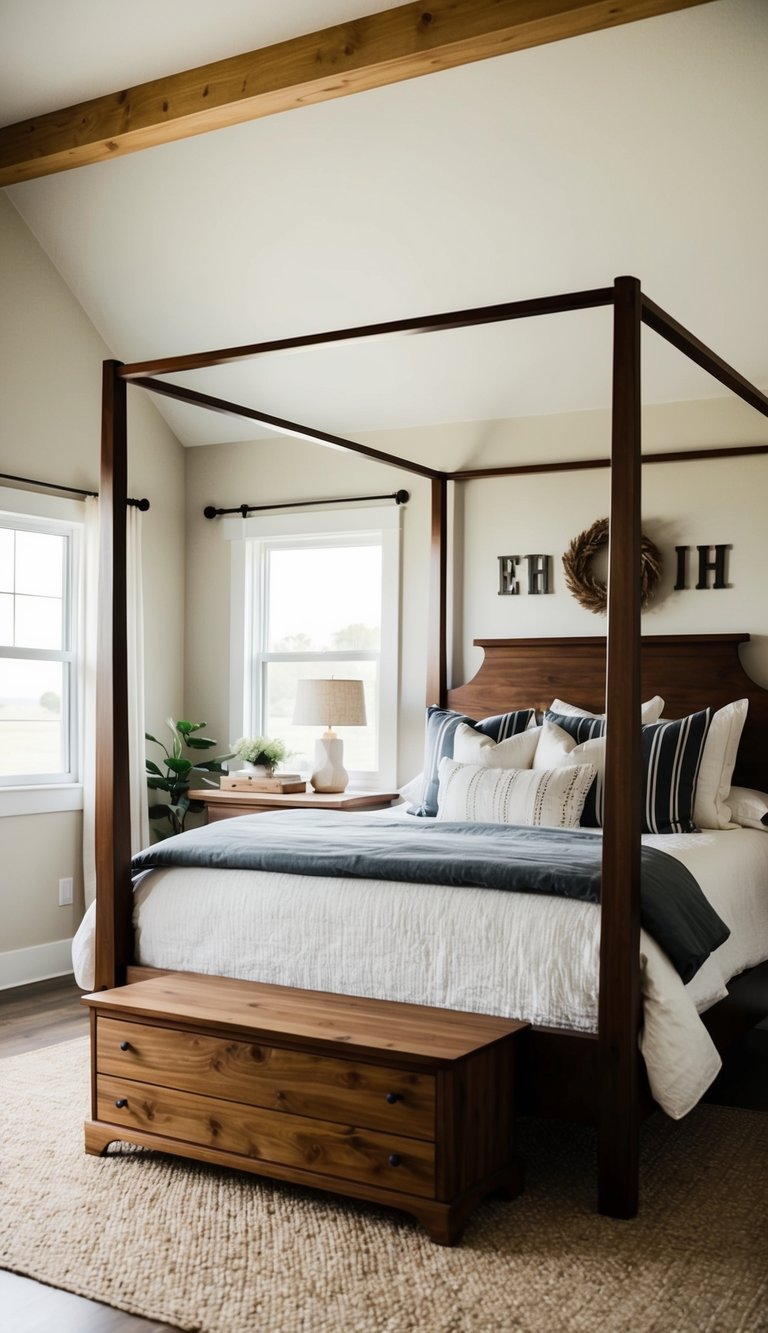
1, 1039, 766, 1333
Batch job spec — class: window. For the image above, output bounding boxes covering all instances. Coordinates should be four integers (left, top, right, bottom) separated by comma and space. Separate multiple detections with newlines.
0, 499, 82, 792
230, 507, 400, 787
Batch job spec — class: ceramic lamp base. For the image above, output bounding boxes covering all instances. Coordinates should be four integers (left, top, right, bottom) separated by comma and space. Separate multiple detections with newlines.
310, 736, 348, 793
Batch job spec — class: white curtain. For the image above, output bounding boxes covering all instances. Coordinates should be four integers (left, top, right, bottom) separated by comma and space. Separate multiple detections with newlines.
82, 500, 149, 909
127, 504, 150, 854
81, 496, 99, 908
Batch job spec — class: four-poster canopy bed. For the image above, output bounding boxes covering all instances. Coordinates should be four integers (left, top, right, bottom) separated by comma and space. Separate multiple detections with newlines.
91, 275, 768, 1225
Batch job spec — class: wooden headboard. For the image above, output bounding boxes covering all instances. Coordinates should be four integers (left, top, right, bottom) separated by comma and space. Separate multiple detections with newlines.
447, 634, 768, 792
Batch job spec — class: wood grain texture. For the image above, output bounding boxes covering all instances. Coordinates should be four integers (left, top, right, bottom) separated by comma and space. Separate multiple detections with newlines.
84, 976, 527, 1243
96, 1016, 437, 1138
0, 1, 711, 185
187, 787, 399, 818
84, 974, 527, 1065
96, 1074, 437, 1196
446, 633, 768, 790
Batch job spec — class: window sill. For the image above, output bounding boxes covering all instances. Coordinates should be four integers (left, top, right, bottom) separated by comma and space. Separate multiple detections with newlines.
0, 784, 84, 817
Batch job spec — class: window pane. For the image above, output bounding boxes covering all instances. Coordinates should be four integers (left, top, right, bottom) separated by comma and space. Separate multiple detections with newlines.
0, 529, 13, 593
15, 530, 65, 597
0, 659, 67, 776
0, 593, 12, 646
14, 594, 63, 649
264, 659, 378, 774
267, 545, 381, 652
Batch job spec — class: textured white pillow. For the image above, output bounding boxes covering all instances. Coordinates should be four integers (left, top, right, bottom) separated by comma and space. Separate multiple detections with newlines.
436, 756, 596, 828
453, 721, 541, 769
534, 720, 605, 774
726, 786, 768, 831
550, 695, 665, 724
690, 699, 748, 829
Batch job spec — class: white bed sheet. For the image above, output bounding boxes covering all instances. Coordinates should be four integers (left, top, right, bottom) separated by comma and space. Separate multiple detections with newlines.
72, 818, 768, 1121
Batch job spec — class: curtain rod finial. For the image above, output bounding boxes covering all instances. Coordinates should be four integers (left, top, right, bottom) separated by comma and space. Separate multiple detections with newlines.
203, 505, 219, 519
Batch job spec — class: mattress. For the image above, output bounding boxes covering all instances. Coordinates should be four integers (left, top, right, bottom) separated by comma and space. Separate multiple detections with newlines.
72, 814, 768, 1121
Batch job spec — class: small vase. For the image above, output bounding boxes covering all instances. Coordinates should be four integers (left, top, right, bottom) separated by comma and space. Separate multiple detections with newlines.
240, 761, 274, 776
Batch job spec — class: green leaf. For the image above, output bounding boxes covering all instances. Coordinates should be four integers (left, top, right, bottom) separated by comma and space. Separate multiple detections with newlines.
148, 803, 170, 821
182, 720, 208, 734
185, 736, 217, 750
145, 759, 164, 776
147, 776, 173, 791
194, 757, 232, 772
145, 732, 162, 745
166, 757, 192, 776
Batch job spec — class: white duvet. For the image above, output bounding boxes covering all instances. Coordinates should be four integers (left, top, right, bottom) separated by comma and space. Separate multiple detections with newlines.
72, 815, 768, 1121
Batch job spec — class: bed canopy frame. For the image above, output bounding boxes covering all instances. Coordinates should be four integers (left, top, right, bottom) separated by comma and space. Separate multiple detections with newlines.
96, 275, 768, 1219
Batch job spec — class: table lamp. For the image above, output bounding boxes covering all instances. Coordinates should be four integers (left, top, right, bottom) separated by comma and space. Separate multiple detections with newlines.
292, 678, 367, 793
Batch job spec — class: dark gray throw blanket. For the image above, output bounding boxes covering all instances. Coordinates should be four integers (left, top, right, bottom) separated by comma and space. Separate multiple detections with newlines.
132, 812, 730, 984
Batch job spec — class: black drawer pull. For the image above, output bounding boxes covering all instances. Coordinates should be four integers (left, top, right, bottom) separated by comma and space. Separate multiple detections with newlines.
388, 1154, 401, 1168
385, 1092, 403, 1104
119, 1041, 131, 1051
115, 1098, 128, 1109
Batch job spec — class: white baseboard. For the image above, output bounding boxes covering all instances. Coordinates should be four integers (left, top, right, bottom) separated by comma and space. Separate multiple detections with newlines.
0, 938, 74, 990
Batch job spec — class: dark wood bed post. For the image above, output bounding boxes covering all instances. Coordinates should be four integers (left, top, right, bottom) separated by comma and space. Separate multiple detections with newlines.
598, 276, 643, 1217
428, 475, 449, 707
93, 359, 133, 990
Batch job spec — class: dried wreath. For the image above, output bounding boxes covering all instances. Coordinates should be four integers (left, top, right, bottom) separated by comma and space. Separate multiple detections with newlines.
562, 517, 662, 615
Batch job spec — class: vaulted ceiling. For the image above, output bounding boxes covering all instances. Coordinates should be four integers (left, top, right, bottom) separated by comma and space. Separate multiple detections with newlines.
2, 0, 766, 447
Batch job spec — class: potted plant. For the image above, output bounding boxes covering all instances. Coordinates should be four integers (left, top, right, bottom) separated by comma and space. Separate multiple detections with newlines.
146, 719, 233, 838
231, 735, 289, 775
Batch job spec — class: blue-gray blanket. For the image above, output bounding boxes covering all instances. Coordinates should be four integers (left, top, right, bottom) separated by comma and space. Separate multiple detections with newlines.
132, 812, 730, 984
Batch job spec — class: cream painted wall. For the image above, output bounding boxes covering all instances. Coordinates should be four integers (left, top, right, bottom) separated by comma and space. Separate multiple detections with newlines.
0, 194, 186, 975
184, 393, 767, 788
455, 399, 768, 691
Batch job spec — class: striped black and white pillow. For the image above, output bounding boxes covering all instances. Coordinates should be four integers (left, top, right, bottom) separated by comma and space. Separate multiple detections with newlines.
545, 707, 712, 835
410, 705, 537, 818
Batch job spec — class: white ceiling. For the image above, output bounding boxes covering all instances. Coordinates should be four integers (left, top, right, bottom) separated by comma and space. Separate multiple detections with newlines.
2, 0, 767, 447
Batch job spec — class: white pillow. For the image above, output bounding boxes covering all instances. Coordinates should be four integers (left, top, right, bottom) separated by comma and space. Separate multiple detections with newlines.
690, 699, 748, 829
727, 786, 768, 831
436, 756, 596, 828
534, 720, 605, 774
399, 772, 425, 803
453, 721, 541, 769
550, 695, 665, 724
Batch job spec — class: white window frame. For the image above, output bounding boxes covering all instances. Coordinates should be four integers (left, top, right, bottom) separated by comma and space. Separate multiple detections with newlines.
0, 488, 84, 815
226, 506, 400, 788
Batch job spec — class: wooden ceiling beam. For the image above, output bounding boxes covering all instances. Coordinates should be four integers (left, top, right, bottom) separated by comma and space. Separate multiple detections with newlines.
0, 0, 712, 186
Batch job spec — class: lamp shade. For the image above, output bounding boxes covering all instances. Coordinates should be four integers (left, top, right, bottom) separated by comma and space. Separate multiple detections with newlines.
292, 678, 367, 730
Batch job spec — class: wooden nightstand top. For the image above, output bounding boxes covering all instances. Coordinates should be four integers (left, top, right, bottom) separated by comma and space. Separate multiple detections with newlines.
189, 786, 400, 817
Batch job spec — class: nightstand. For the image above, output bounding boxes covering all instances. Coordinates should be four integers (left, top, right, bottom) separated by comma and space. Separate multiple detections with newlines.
188, 787, 401, 822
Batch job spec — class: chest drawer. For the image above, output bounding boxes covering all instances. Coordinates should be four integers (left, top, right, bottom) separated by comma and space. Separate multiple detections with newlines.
97, 1016, 435, 1140
98, 1074, 435, 1199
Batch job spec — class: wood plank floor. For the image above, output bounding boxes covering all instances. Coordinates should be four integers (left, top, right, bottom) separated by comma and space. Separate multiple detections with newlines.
1, 975, 181, 1333
1, 974, 766, 1331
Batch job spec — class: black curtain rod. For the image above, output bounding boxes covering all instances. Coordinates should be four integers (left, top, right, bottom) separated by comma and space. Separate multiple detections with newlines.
0, 471, 150, 510
203, 489, 410, 519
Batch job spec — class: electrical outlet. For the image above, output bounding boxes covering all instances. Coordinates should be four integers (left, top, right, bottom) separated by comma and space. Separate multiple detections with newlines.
58, 877, 73, 907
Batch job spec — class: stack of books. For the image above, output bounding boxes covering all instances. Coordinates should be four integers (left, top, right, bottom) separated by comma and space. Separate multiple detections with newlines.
221, 772, 307, 794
